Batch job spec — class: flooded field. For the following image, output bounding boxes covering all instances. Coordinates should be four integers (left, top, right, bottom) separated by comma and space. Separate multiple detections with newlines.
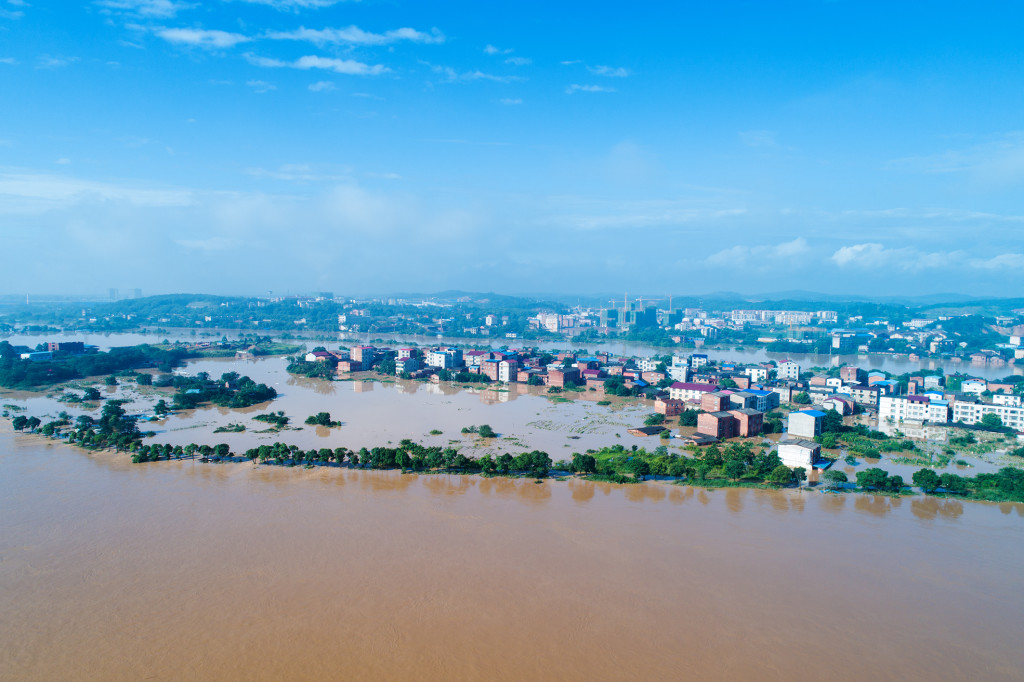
4, 352, 1020, 482
2, 427, 1023, 681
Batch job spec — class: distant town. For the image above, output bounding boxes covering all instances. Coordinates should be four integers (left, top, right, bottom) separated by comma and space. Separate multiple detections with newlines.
2, 291, 1024, 367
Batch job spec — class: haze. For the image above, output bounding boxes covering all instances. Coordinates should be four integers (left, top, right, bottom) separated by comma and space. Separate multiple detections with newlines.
1, 1, 1023, 296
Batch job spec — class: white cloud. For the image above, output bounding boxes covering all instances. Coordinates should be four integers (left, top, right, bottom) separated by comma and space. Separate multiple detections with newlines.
484, 44, 512, 55
266, 25, 444, 46
499, 98, 522, 105
246, 79, 276, 93
429, 64, 521, 83
588, 65, 630, 77
565, 84, 615, 94
706, 238, 809, 266
0, 57, 16, 64
237, 0, 347, 9
246, 53, 388, 75
0, 172, 194, 214
36, 55, 79, 69
504, 56, 531, 66
95, 0, 195, 17
738, 130, 778, 148
157, 28, 250, 49
969, 253, 1024, 270
55, 158, 71, 165
889, 131, 1024, 186
308, 80, 335, 91
830, 243, 962, 271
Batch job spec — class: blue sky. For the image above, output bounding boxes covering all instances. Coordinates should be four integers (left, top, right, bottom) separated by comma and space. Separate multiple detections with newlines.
2, 0, 1023, 298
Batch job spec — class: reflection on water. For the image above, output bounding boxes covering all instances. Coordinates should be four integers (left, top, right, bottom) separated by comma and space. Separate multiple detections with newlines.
911, 497, 965, 521
2, 433, 1024, 681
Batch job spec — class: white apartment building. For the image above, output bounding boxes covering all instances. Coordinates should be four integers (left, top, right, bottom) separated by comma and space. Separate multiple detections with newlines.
953, 401, 1024, 430
745, 367, 768, 383
668, 382, 717, 402
778, 361, 800, 381
879, 395, 950, 424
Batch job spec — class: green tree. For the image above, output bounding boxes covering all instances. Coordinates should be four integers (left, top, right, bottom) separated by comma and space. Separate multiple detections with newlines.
644, 413, 666, 426
822, 408, 844, 433
767, 465, 793, 485
571, 452, 598, 474
912, 468, 941, 493
793, 392, 811, 405
679, 409, 699, 427
478, 424, 496, 438
724, 458, 746, 481
104, 375, 118, 386
821, 470, 848, 489
629, 457, 651, 481
979, 413, 1003, 430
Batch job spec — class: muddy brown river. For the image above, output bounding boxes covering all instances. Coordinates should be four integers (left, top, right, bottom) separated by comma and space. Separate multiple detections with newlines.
2, 427, 1023, 681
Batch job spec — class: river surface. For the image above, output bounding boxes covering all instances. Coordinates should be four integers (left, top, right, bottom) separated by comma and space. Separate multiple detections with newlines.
2, 427, 1023, 681
4, 328, 1019, 380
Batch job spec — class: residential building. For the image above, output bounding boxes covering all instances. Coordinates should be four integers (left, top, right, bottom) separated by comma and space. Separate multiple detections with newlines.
729, 408, 763, 437
777, 439, 821, 468
746, 389, 779, 413
778, 361, 800, 381
822, 395, 854, 416
840, 366, 866, 384
667, 364, 690, 382
547, 367, 581, 388
425, 347, 463, 369
993, 394, 1022, 407
697, 411, 736, 439
953, 401, 1024, 430
701, 392, 732, 412
481, 359, 501, 381
498, 360, 518, 383
745, 367, 768, 383
668, 382, 718, 402
395, 356, 420, 374
689, 354, 709, 369
850, 384, 881, 407
728, 391, 757, 410
638, 357, 661, 372
879, 395, 949, 424
788, 409, 825, 439
654, 398, 686, 416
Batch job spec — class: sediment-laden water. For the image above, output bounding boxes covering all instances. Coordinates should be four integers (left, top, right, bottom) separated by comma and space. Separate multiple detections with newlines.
1, 428, 1023, 681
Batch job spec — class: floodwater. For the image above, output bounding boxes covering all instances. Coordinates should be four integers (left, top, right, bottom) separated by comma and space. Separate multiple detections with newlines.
2, 428, 1023, 681
4, 354, 1017, 478
5, 328, 1020, 380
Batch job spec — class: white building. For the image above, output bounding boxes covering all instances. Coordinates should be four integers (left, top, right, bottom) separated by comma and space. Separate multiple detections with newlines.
638, 357, 661, 373
668, 382, 717, 402
777, 439, 821, 468
498, 360, 517, 383
778, 361, 800, 381
787, 410, 824, 439
953, 401, 1024, 430
961, 379, 987, 395
745, 367, 768, 383
879, 395, 950, 424
425, 347, 463, 369
395, 356, 420, 374
993, 394, 1022, 407
667, 364, 690, 382
746, 389, 780, 413
689, 354, 709, 369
